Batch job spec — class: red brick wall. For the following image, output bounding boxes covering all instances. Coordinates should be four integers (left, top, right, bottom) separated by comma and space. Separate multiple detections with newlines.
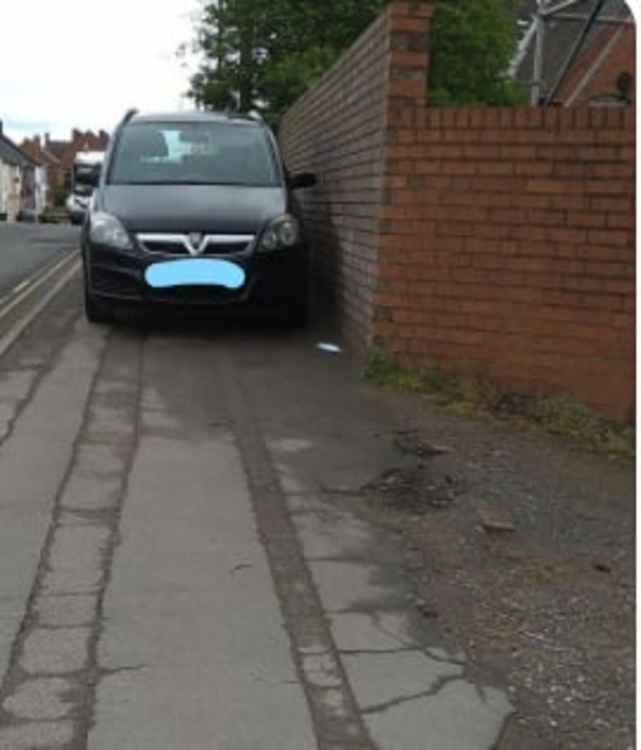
377, 105, 635, 422
280, 2, 636, 422
280, 3, 434, 348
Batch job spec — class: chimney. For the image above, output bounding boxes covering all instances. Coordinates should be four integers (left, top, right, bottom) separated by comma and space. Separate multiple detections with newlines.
0, 120, 3, 135
35, 135, 41, 148
45, 132, 50, 145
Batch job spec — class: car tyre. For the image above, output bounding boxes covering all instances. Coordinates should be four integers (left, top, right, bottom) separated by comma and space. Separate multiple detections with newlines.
84, 281, 112, 324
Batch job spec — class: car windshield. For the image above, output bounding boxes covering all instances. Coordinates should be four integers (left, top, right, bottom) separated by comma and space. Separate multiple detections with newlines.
73, 163, 99, 195
109, 121, 281, 187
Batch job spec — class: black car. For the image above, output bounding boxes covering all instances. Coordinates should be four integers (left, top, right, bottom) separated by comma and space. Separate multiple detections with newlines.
81, 109, 316, 325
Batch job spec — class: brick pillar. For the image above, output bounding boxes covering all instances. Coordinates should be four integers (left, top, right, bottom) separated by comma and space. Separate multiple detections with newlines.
371, 3, 434, 347
384, 3, 433, 129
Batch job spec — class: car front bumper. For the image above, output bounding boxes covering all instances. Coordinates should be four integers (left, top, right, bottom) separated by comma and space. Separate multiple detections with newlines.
83, 242, 309, 312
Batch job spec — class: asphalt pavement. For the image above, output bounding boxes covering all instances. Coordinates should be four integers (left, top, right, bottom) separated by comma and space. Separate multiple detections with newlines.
0, 223, 78, 297
0, 224, 514, 749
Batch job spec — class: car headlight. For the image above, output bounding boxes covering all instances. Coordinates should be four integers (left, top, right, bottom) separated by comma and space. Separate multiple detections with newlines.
89, 212, 133, 251
258, 215, 300, 252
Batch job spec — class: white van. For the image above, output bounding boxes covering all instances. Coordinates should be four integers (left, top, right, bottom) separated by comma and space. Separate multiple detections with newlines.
66, 151, 104, 225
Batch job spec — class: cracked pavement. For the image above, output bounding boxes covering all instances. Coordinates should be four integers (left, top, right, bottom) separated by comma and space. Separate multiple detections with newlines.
0, 228, 513, 748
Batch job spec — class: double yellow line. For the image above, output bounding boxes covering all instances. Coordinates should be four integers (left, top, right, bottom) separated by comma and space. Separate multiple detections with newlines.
0, 250, 82, 359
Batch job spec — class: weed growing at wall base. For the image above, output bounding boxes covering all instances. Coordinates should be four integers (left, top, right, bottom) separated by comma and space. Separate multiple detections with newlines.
363, 344, 634, 458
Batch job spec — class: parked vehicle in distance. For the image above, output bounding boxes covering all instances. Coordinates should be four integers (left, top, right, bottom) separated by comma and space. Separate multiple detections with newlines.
80, 109, 317, 326
66, 151, 104, 225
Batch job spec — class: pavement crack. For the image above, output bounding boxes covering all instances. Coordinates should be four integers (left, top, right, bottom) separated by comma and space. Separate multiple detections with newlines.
0, 324, 112, 712
367, 613, 466, 666
99, 664, 147, 678
361, 675, 463, 716
0, 327, 146, 747
230, 563, 253, 574
318, 482, 362, 497
339, 648, 417, 655
217, 346, 376, 749
0, 306, 80, 449
252, 675, 300, 686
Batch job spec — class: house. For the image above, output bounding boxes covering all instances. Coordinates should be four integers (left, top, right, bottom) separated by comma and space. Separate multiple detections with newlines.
0, 121, 45, 222
20, 128, 110, 207
512, 0, 635, 106
19, 135, 63, 207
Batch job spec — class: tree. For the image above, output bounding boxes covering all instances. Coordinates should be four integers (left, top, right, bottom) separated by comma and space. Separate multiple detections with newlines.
187, 0, 386, 123
188, 0, 274, 114
185, 0, 525, 124
259, 0, 387, 120
427, 0, 526, 106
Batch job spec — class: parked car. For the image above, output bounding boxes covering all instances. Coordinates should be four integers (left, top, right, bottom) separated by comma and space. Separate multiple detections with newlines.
66, 192, 91, 225
67, 151, 104, 225
80, 109, 316, 326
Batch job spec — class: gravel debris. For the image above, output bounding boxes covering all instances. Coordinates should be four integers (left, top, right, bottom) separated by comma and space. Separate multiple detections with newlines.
355, 396, 634, 750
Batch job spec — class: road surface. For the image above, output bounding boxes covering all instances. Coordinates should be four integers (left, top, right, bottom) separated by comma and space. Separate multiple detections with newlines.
0, 224, 78, 297
0, 225, 513, 749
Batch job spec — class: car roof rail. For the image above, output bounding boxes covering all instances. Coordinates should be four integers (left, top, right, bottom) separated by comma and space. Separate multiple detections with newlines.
223, 106, 238, 118
122, 108, 138, 125
228, 111, 266, 126
114, 108, 138, 132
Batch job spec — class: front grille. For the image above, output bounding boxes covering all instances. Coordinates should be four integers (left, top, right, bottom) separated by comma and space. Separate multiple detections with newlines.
202, 242, 251, 256
136, 233, 254, 257
142, 240, 190, 256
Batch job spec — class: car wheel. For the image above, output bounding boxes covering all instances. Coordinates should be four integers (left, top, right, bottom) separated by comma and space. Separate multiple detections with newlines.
84, 281, 112, 324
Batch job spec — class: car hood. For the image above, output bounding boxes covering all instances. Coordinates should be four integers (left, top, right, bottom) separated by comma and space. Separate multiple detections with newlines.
101, 184, 287, 234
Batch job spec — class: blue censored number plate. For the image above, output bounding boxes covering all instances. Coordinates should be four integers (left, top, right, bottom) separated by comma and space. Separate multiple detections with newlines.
145, 259, 246, 290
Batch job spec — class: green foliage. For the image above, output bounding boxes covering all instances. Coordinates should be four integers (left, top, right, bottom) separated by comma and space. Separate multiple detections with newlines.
185, 0, 527, 124
525, 396, 634, 456
188, 0, 273, 114
187, 0, 386, 123
261, 46, 342, 126
363, 343, 635, 458
427, 0, 527, 106
364, 343, 458, 399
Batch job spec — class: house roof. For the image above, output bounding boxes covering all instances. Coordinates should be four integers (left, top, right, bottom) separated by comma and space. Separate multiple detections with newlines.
39, 148, 62, 167
19, 138, 61, 168
513, 0, 633, 101
45, 140, 68, 159
0, 133, 37, 169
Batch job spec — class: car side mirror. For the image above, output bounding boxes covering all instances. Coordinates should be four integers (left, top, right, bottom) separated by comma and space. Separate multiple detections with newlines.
289, 172, 317, 190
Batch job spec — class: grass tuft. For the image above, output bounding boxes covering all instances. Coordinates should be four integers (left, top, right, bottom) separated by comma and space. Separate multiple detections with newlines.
363, 344, 634, 458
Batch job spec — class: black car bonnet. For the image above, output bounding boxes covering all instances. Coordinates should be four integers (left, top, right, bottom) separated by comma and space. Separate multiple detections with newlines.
101, 184, 287, 234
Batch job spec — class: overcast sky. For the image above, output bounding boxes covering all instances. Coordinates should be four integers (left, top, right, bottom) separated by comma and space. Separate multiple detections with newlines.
2, 1, 640, 145
1, 0, 201, 144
